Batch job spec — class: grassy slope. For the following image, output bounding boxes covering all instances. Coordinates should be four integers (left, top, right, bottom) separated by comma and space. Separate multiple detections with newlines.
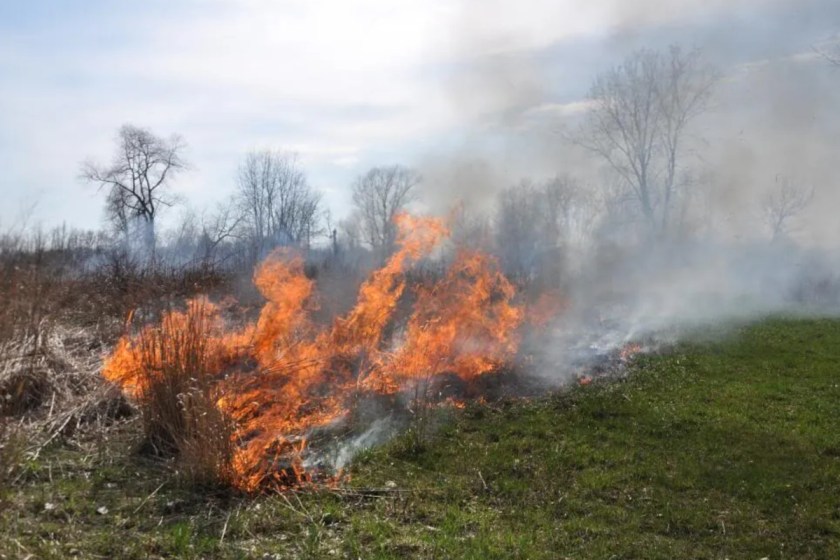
2, 318, 839, 559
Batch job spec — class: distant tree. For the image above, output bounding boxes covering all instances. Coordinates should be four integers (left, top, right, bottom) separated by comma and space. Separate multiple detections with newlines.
198, 203, 242, 265
351, 165, 419, 256
338, 213, 364, 252
162, 204, 243, 268
449, 203, 492, 251
494, 176, 598, 281
762, 176, 815, 241
495, 180, 550, 279
81, 124, 187, 256
576, 46, 715, 236
541, 175, 601, 247
104, 184, 131, 240
235, 150, 322, 259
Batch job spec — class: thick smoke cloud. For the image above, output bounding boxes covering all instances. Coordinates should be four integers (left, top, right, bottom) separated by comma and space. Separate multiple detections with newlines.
415, 0, 840, 384
420, 0, 840, 235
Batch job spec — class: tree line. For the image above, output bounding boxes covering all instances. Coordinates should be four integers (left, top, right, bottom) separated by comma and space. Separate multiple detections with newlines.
75, 44, 820, 275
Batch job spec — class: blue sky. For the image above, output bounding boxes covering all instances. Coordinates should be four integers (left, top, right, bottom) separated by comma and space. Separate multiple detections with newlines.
1, 0, 838, 234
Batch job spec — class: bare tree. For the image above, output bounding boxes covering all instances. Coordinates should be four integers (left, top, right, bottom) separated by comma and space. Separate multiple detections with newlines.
351, 165, 419, 255
577, 46, 715, 235
198, 203, 242, 265
541, 175, 602, 246
450, 203, 492, 251
166, 208, 200, 260
495, 180, 550, 280
494, 176, 599, 281
762, 176, 815, 241
161, 204, 243, 268
235, 150, 323, 259
338, 213, 364, 252
81, 124, 187, 255
104, 184, 131, 241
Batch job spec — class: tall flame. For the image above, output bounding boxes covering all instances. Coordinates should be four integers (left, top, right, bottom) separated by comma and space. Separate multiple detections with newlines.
102, 213, 529, 492
366, 250, 523, 392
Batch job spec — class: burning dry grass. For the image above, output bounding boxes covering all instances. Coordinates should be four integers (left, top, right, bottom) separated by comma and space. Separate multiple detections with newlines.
103, 298, 242, 485
3, 318, 838, 559
102, 213, 531, 492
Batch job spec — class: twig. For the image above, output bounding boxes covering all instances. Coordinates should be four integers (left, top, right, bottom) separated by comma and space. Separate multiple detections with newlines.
477, 469, 488, 491
133, 482, 166, 514
328, 486, 409, 498
219, 510, 232, 545
279, 491, 316, 524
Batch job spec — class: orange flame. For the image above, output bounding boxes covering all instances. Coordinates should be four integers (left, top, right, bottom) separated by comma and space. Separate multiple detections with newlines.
101, 297, 248, 399
619, 342, 643, 362
366, 250, 523, 392
103, 213, 537, 492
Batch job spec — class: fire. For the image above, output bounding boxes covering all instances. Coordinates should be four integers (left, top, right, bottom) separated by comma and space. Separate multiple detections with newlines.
102, 213, 530, 492
620, 342, 643, 362
369, 250, 522, 392
101, 297, 248, 400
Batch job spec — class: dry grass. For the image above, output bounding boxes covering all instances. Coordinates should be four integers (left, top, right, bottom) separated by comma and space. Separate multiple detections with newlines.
0, 417, 25, 505
0, 233, 240, 494
130, 299, 236, 487
0, 247, 60, 415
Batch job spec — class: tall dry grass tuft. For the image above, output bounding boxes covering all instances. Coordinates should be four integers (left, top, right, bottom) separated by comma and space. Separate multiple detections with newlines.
0, 235, 60, 416
109, 298, 238, 486
0, 417, 25, 504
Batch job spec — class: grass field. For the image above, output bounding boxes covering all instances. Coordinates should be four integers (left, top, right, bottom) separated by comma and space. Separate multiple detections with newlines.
2, 317, 839, 559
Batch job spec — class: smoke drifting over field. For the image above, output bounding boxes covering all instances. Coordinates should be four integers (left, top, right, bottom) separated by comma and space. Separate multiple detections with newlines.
408, 0, 840, 389
421, 0, 840, 237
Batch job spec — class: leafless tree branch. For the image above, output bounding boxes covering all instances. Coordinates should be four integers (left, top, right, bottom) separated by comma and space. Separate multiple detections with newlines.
762, 176, 815, 241
80, 124, 187, 254
575, 46, 716, 236
350, 165, 419, 256
235, 150, 323, 260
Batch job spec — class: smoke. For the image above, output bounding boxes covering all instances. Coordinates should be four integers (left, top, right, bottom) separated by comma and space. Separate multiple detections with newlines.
312, 417, 397, 471
417, 0, 840, 236
408, 0, 840, 389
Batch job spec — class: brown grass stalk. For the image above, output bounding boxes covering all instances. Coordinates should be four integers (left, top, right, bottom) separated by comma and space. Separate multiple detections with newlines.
133, 299, 235, 487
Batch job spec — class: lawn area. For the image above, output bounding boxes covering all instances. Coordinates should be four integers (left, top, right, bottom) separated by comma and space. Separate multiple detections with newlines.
2, 318, 839, 559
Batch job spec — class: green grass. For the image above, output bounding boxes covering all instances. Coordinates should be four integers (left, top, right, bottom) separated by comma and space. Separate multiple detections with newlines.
2, 317, 839, 558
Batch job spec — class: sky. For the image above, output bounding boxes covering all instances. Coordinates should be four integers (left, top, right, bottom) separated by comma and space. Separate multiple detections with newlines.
1, 0, 838, 236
